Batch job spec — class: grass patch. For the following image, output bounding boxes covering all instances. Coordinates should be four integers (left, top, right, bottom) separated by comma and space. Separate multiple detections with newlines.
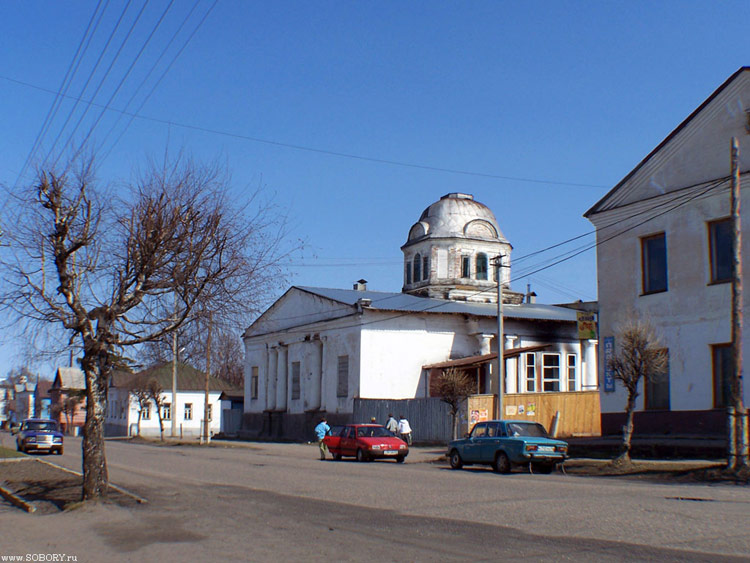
0, 445, 25, 459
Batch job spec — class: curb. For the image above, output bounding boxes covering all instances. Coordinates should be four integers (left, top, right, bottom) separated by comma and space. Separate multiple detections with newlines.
0, 481, 36, 513
35, 458, 149, 505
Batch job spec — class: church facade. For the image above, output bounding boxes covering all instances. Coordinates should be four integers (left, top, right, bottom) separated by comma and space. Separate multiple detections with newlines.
242, 193, 599, 440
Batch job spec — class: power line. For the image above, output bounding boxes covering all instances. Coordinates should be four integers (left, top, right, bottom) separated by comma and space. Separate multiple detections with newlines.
13, 0, 107, 188
2, 74, 608, 190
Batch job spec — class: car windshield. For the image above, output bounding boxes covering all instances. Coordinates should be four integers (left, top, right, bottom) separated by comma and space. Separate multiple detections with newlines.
506, 422, 549, 438
357, 426, 392, 438
25, 421, 58, 432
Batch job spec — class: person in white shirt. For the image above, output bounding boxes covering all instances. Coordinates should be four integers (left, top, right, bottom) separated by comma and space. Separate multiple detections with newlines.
386, 413, 399, 435
397, 415, 412, 445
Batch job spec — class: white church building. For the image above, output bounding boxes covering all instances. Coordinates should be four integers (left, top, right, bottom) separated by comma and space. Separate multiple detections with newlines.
242, 193, 600, 440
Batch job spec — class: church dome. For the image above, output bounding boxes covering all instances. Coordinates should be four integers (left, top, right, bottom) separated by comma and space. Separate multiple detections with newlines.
405, 193, 507, 245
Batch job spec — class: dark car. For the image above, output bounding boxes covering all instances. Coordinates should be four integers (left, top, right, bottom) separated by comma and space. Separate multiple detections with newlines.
13, 418, 64, 455
324, 424, 409, 462
447, 420, 567, 474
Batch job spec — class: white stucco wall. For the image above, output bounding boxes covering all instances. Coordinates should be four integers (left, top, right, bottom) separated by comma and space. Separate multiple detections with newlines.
592, 184, 750, 414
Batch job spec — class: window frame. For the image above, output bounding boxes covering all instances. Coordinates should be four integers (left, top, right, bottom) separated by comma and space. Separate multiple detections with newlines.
541, 353, 561, 392
523, 352, 537, 392
337, 355, 349, 398
644, 349, 670, 410
476, 253, 488, 281
413, 253, 422, 282
162, 403, 171, 421
708, 218, 732, 284
291, 361, 301, 400
422, 255, 429, 281
250, 366, 259, 400
405, 260, 412, 285
461, 256, 470, 278
184, 403, 193, 421
566, 354, 577, 392
142, 404, 151, 420
641, 232, 668, 294
712, 343, 733, 408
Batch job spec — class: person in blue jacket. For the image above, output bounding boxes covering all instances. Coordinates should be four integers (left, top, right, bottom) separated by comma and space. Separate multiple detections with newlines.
314, 417, 331, 460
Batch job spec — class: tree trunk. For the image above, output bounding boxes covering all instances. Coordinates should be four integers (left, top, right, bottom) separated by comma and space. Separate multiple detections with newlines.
80, 354, 109, 501
617, 392, 637, 464
451, 409, 459, 440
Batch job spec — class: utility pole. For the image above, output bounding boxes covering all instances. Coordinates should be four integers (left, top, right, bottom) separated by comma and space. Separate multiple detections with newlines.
730, 137, 748, 470
492, 255, 505, 420
171, 293, 178, 438
202, 312, 213, 445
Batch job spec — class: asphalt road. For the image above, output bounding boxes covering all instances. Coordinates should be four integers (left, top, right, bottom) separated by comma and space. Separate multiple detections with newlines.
2, 435, 750, 562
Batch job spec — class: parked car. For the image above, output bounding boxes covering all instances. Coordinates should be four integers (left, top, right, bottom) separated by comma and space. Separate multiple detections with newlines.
12, 418, 64, 455
324, 423, 409, 463
447, 420, 567, 474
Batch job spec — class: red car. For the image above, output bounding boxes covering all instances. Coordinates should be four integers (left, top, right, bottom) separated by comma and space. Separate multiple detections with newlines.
324, 424, 409, 463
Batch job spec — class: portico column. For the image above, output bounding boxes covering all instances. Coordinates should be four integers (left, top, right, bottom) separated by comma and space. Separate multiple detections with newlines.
276, 345, 288, 411
309, 337, 322, 410
505, 335, 518, 394
267, 346, 278, 411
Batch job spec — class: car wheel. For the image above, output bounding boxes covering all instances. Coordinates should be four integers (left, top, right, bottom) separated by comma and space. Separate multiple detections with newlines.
333, 452, 342, 461
396, 455, 405, 463
449, 449, 463, 470
356, 448, 368, 462
493, 451, 511, 474
56, 447, 64, 456
534, 463, 554, 474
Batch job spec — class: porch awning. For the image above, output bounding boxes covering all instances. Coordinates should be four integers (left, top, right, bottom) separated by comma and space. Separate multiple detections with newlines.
422, 344, 551, 370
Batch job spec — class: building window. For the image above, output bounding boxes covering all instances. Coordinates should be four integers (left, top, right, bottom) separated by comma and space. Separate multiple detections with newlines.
641, 233, 667, 294
206, 404, 212, 422
162, 403, 171, 421
413, 253, 421, 282
461, 256, 470, 278
251, 366, 259, 400
524, 353, 536, 392
566, 354, 577, 391
476, 253, 488, 280
422, 255, 429, 281
708, 218, 732, 283
337, 355, 349, 397
405, 260, 412, 285
542, 354, 560, 392
291, 361, 301, 400
142, 404, 151, 420
645, 349, 670, 410
712, 343, 733, 408
184, 403, 193, 421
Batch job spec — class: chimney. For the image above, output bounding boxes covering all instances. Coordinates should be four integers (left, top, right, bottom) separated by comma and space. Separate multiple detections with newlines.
527, 291, 537, 304
353, 279, 368, 291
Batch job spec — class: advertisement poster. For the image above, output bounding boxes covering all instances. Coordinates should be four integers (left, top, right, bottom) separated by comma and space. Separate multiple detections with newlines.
518, 404, 525, 415
603, 336, 615, 392
505, 405, 518, 416
576, 311, 598, 340
526, 403, 536, 416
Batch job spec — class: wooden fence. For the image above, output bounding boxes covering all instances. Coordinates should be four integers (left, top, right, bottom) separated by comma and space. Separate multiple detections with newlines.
467, 391, 601, 437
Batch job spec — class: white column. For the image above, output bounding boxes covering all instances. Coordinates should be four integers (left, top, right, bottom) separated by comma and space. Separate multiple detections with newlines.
475, 333, 494, 356
309, 338, 322, 410
267, 346, 278, 410
584, 339, 599, 390
276, 345, 288, 411
505, 335, 518, 394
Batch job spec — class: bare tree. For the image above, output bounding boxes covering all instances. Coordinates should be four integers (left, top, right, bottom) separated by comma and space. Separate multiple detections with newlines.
0, 155, 294, 500
145, 377, 166, 441
434, 368, 476, 440
129, 375, 152, 437
607, 315, 668, 465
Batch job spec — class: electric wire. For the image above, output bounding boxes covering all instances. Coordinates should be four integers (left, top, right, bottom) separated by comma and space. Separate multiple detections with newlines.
1, 74, 607, 190
13, 0, 107, 188
97, 0, 206, 163
40, 0, 135, 171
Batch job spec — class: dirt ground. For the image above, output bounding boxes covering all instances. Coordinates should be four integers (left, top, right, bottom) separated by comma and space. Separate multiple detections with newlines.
0, 458, 141, 513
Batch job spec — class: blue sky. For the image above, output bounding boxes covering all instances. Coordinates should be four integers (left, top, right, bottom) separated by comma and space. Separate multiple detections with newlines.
1, 1, 749, 377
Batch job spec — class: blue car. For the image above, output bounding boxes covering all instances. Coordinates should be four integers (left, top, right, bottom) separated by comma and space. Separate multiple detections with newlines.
447, 419, 567, 474
13, 418, 64, 455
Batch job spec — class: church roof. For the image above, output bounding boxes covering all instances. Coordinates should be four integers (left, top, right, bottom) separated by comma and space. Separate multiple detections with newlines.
403, 193, 508, 247
296, 286, 577, 322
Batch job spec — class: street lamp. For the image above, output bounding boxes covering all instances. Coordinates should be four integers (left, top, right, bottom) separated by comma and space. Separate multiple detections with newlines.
492, 255, 505, 420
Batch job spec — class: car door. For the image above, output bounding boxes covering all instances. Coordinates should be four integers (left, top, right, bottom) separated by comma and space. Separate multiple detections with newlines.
479, 422, 502, 462
339, 426, 357, 456
462, 422, 487, 463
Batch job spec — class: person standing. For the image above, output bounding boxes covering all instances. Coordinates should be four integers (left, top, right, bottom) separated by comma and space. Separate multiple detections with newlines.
386, 413, 399, 435
398, 415, 412, 445
314, 417, 331, 460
